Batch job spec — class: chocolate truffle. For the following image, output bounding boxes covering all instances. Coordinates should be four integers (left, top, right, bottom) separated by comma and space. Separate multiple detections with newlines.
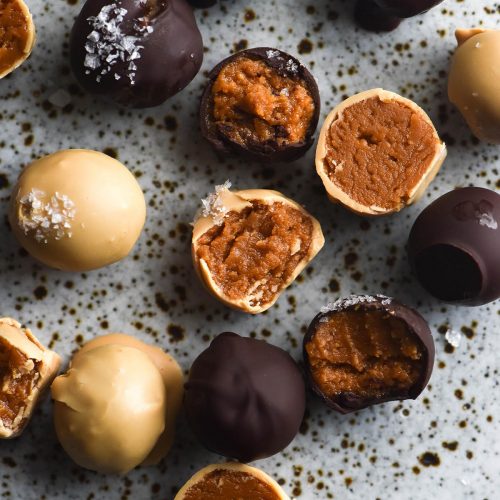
303, 295, 434, 414
175, 463, 290, 500
72, 333, 184, 464
200, 48, 320, 162
51, 335, 180, 474
70, 0, 203, 108
408, 187, 500, 306
192, 182, 324, 313
448, 29, 500, 144
9, 149, 146, 272
0, 318, 60, 439
316, 88, 446, 216
0, 0, 35, 78
184, 332, 306, 462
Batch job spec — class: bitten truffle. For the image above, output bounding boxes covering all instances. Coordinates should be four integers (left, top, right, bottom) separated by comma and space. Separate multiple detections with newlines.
303, 295, 434, 414
184, 332, 306, 462
70, 0, 203, 108
200, 48, 320, 162
0, 0, 35, 78
175, 463, 290, 500
9, 149, 146, 272
448, 29, 500, 144
51, 334, 182, 474
0, 318, 60, 439
191, 182, 324, 313
408, 187, 500, 306
316, 88, 446, 215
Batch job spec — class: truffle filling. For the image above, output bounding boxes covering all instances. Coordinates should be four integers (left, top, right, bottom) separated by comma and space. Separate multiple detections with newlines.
0, 0, 30, 75
306, 310, 424, 398
0, 337, 40, 430
182, 469, 280, 500
196, 201, 314, 307
211, 57, 315, 147
325, 96, 437, 210
415, 244, 482, 301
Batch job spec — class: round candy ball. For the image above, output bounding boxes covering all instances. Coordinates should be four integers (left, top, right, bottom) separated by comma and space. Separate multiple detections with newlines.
70, 0, 203, 108
184, 332, 306, 462
9, 149, 146, 272
408, 187, 500, 306
51, 344, 166, 474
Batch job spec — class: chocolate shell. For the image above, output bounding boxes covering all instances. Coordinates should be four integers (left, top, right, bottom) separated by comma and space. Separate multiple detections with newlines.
70, 0, 203, 108
303, 295, 435, 414
374, 0, 444, 17
199, 47, 321, 163
184, 332, 306, 462
408, 187, 500, 306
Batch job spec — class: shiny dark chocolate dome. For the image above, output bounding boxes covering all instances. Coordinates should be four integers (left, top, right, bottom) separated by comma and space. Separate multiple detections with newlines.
408, 187, 500, 306
70, 0, 203, 108
184, 332, 306, 462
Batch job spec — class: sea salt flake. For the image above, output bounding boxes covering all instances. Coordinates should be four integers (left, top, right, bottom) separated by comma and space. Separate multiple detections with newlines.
266, 49, 280, 59
445, 328, 461, 348
320, 294, 391, 317
478, 212, 498, 230
199, 180, 232, 226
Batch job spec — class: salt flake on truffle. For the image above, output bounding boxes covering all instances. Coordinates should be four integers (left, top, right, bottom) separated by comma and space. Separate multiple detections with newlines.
200, 180, 232, 226
320, 294, 392, 316
445, 328, 462, 348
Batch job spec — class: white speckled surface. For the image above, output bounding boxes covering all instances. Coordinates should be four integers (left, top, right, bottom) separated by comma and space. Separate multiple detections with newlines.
0, 0, 499, 499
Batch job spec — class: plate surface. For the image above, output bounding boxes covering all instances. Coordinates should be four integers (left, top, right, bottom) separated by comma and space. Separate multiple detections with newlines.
0, 1, 499, 499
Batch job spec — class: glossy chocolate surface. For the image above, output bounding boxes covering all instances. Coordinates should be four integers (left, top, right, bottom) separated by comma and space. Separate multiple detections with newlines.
303, 296, 435, 414
70, 0, 203, 108
184, 332, 306, 462
408, 187, 500, 306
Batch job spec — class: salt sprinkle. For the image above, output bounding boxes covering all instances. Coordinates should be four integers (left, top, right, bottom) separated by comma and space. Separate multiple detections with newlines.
320, 294, 392, 316
84, 2, 152, 85
478, 212, 498, 230
200, 180, 232, 226
18, 189, 76, 244
266, 49, 280, 59
445, 328, 462, 348
285, 58, 299, 74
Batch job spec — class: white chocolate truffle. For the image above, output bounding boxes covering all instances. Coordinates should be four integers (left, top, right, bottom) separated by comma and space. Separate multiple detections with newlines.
51, 344, 166, 474
9, 149, 146, 271
0, 318, 60, 439
449, 29, 500, 144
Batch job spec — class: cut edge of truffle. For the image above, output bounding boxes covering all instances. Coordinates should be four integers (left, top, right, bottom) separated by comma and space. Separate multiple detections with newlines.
315, 88, 446, 216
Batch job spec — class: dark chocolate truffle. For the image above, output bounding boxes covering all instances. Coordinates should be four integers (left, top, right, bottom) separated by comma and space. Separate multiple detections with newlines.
408, 187, 500, 306
70, 0, 203, 108
184, 332, 306, 462
200, 48, 320, 163
303, 295, 435, 414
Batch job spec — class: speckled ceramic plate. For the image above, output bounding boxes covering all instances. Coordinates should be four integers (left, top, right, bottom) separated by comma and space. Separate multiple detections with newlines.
0, 1, 499, 499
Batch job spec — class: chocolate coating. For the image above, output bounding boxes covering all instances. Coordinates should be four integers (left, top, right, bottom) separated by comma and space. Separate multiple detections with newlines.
408, 187, 500, 306
199, 47, 320, 163
303, 296, 435, 414
184, 332, 306, 462
374, 0, 444, 17
187, 0, 216, 7
70, 0, 203, 108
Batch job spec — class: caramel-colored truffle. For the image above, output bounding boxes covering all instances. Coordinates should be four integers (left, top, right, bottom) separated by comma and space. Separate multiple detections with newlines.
9, 149, 146, 272
51, 342, 167, 474
0, 0, 35, 79
0, 318, 60, 439
175, 462, 290, 500
192, 182, 324, 314
316, 89, 446, 216
449, 29, 500, 144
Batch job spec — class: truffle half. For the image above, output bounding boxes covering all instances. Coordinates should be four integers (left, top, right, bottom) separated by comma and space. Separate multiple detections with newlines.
175, 463, 290, 500
51, 338, 175, 474
192, 182, 324, 313
0, 0, 35, 79
0, 318, 60, 439
449, 29, 500, 144
9, 149, 146, 272
303, 295, 435, 414
184, 332, 306, 462
316, 88, 446, 215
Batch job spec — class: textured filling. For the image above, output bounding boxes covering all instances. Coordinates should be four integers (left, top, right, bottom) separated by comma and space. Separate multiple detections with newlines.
182, 469, 280, 500
0, 337, 39, 429
325, 96, 438, 210
0, 0, 30, 75
306, 310, 424, 398
196, 201, 314, 307
211, 57, 315, 147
